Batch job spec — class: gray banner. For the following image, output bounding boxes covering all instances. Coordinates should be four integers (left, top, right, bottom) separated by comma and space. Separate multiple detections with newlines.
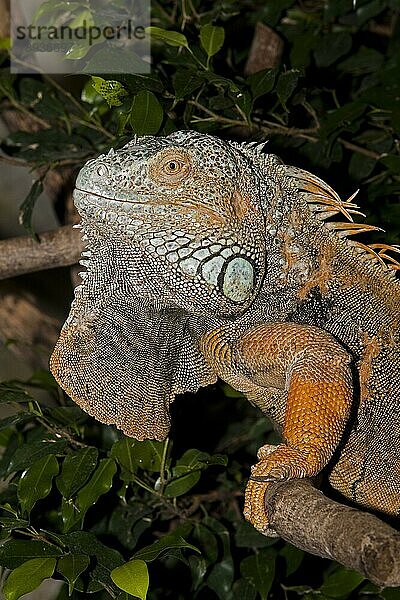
10, 0, 151, 74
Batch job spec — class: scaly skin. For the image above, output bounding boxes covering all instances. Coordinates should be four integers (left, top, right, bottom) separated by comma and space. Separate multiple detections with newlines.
50, 131, 400, 534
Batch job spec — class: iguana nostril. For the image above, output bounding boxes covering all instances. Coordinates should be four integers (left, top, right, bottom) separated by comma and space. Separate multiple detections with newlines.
96, 164, 110, 178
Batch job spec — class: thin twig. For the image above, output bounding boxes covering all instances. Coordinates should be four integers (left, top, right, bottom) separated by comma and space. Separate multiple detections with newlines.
0, 154, 89, 169
4, 95, 50, 129
188, 100, 321, 141
338, 137, 380, 160
36, 417, 88, 449
0, 155, 29, 167
188, 100, 248, 127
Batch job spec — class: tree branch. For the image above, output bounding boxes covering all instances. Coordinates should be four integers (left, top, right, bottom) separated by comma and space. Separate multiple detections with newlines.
265, 479, 400, 587
0, 226, 83, 280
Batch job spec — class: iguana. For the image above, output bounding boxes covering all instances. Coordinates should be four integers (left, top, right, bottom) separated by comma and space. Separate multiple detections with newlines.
50, 131, 400, 534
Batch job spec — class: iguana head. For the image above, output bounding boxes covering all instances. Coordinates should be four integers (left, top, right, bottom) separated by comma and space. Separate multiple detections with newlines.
74, 130, 266, 316
50, 131, 273, 440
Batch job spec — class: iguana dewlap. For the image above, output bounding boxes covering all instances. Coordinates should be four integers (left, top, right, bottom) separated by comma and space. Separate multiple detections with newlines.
50, 131, 400, 534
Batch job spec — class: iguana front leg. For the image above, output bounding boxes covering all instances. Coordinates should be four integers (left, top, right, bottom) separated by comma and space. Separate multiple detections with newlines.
200, 322, 353, 533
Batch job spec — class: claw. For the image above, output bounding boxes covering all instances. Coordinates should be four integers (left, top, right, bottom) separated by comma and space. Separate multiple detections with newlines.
257, 443, 276, 460
249, 474, 283, 483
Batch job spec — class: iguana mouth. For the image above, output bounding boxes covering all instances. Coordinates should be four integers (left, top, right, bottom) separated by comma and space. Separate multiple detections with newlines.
73, 188, 227, 224
74, 187, 146, 205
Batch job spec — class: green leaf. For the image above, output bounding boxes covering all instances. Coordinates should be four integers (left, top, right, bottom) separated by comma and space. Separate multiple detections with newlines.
0, 428, 13, 448
320, 567, 364, 598
111, 438, 137, 475
62, 458, 116, 531
207, 560, 234, 598
56, 447, 98, 499
163, 471, 201, 497
0, 540, 62, 569
111, 559, 149, 599
200, 24, 225, 58
19, 179, 43, 239
57, 531, 123, 592
338, 46, 384, 75
192, 524, 218, 563
380, 155, 400, 173
3, 557, 56, 600
173, 70, 203, 101
112, 438, 166, 477
29, 370, 58, 390
109, 503, 152, 551
59, 531, 122, 564
0, 516, 29, 531
201, 72, 240, 93
76, 457, 116, 509
240, 549, 276, 600
314, 32, 352, 68
163, 448, 225, 497
123, 74, 164, 95
176, 448, 209, 468
322, 102, 366, 137
261, 0, 295, 27
146, 27, 189, 48
0, 413, 32, 432
204, 518, 234, 597
33, 1, 82, 23
134, 533, 200, 563
189, 555, 208, 591
18, 454, 59, 515
382, 588, 400, 600
5, 129, 90, 162
65, 43, 91, 60
247, 68, 276, 101
8, 440, 67, 473
348, 152, 376, 181
276, 69, 301, 110
0, 382, 34, 404
279, 544, 304, 577
130, 91, 164, 135
131, 439, 165, 472
91, 77, 128, 107
290, 31, 316, 68
232, 578, 257, 600
44, 406, 86, 427
353, 0, 385, 26
83, 48, 150, 75
203, 517, 232, 554
235, 522, 277, 548
57, 554, 90, 596
176, 448, 227, 469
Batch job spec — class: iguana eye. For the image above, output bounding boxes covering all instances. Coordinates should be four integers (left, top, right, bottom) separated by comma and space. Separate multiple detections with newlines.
163, 160, 182, 174
148, 149, 192, 185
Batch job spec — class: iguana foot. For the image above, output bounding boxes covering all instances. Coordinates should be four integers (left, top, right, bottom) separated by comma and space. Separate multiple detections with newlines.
244, 478, 275, 534
244, 443, 315, 533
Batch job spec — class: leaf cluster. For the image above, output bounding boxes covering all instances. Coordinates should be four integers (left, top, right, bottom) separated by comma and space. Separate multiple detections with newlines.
0, 378, 396, 599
